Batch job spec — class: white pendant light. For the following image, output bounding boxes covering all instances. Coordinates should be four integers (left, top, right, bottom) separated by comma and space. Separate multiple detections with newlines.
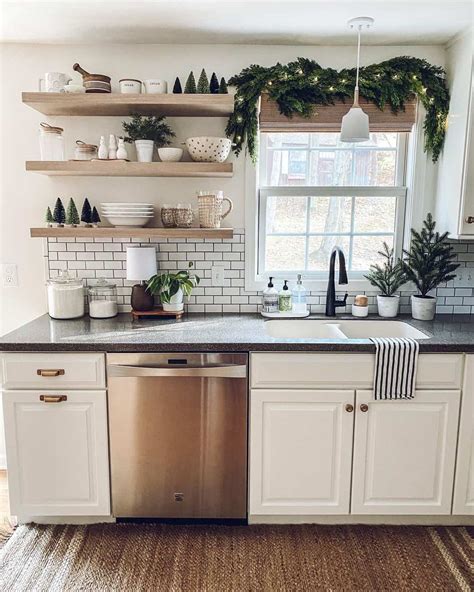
340, 16, 374, 143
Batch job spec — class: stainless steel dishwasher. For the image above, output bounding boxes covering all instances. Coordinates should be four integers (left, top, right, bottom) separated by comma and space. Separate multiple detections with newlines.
107, 353, 248, 519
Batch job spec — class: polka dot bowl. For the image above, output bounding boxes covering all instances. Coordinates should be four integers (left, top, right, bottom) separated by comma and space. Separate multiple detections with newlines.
184, 137, 232, 163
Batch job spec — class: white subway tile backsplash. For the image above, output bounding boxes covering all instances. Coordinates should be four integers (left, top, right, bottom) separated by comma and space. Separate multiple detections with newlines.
45, 233, 474, 316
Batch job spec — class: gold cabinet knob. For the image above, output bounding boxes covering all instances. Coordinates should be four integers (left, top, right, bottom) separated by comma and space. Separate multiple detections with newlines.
360, 403, 369, 412
345, 404, 354, 413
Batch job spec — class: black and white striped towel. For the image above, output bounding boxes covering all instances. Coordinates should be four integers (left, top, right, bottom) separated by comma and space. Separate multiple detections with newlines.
371, 338, 419, 400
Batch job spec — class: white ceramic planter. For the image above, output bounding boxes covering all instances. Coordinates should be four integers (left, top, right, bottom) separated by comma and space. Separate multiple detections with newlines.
135, 140, 154, 163
162, 288, 184, 312
411, 295, 436, 321
377, 295, 400, 318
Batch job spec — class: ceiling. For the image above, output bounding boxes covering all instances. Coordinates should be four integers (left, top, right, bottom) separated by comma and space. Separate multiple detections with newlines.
0, 0, 471, 45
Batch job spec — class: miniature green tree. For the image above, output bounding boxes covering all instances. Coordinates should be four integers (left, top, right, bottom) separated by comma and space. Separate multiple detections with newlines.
81, 198, 92, 226
53, 198, 66, 226
364, 242, 406, 296
66, 198, 80, 226
172, 77, 182, 93
184, 71, 197, 93
122, 114, 175, 146
218, 77, 228, 94
197, 69, 209, 93
91, 207, 101, 226
45, 206, 54, 226
209, 72, 219, 94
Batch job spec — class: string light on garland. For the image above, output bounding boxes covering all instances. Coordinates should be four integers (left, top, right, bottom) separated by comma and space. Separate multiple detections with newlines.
313, 76, 319, 82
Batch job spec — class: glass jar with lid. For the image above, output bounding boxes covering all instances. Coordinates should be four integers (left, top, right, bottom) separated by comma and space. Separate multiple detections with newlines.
39, 122, 65, 161
74, 140, 98, 160
88, 279, 118, 319
46, 271, 84, 319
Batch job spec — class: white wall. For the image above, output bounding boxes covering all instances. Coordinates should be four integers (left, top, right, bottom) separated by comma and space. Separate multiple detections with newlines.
0, 43, 445, 335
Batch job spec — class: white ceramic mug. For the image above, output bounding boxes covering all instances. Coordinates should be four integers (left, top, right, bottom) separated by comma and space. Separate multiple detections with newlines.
143, 79, 167, 94
119, 79, 142, 94
39, 72, 72, 93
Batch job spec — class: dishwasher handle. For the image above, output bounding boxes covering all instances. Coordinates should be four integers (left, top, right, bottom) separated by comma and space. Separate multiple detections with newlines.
107, 364, 247, 379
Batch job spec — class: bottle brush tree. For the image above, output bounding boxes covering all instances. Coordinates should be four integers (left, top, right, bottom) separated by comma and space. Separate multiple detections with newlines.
184, 71, 197, 94
364, 242, 406, 296
197, 69, 209, 93
172, 77, 182, 93
122, 114, 175, 147
53, 198, 66, 226
66, 198, 80, 226
218, 77, 228, 94
402, 213, 459, 298
209, 72, 219, 94
45, 206, 54, 227
91, 206, 101, 226
81, 198, 92, 226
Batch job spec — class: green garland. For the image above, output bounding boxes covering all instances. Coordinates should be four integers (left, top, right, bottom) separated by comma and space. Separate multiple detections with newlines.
226, 57, 449, 162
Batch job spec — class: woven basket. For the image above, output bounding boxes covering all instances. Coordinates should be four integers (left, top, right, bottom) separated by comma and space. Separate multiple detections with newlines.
197, 194, 233, 228
161, 207, 176, 228
174, 206, 194, 228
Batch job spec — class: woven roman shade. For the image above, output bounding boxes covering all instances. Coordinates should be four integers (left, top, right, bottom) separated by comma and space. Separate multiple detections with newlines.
259, 94, 417, 133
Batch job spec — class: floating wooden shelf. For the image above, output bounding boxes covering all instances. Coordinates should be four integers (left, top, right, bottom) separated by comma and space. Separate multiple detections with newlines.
30, 227, 234, 239
22, 92, 234, 117
26, 161, 233, 178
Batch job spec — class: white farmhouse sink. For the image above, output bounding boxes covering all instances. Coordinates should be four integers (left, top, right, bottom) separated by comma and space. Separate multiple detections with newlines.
264, 319, 429, 340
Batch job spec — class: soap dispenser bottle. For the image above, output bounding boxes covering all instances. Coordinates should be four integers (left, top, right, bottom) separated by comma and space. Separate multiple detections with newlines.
293, 274, 307, 313
262, 277, 279, 313
278, 280, 292, 312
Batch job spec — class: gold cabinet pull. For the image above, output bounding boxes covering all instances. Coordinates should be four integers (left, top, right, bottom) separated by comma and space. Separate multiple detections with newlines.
37, 369, 65, 377
465, 216, 474, 224
345, 404, 354, 413
360, 403, 369, 412
40, 395, 67, 403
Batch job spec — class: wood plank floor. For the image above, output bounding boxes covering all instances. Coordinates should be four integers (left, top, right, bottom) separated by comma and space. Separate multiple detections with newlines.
0, 470, 10, 519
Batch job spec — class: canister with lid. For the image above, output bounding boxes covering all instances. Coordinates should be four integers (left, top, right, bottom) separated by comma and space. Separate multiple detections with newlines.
39, 122, 65, 161
88, 279, 118, 318
74, 140, 98, 160
46, 272, 85, 319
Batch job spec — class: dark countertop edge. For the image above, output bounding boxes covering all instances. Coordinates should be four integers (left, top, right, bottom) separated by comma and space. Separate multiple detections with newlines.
1, 342, 473, 353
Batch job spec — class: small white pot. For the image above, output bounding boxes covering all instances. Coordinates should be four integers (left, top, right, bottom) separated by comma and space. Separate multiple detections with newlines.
377, 295, 400, 318
158, 147, 183, 162
135, 140, 154, 163
162, 288, 184, 312
411, 295, 436, 321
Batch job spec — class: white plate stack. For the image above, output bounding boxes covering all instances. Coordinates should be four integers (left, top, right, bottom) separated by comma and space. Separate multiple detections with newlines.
101, 203, 154, 228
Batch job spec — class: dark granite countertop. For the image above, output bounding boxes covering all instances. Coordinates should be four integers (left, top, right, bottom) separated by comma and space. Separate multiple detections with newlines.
1, 313, 474, 353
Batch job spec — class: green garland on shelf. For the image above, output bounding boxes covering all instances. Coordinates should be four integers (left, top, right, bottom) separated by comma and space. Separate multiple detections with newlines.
226, 56, 450, 163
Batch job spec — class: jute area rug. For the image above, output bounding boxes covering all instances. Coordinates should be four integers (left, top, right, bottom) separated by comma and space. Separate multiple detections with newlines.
0, 523, 472, 591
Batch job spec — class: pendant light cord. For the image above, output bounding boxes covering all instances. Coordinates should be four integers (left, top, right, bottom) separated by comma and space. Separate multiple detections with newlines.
354, 26, 362, 107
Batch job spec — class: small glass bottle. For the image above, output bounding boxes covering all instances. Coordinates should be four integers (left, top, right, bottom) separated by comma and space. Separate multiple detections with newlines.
88, 279, 118, 319
293, 274, 307, 313
262, 277, 279, 313
278, 280, 292, 312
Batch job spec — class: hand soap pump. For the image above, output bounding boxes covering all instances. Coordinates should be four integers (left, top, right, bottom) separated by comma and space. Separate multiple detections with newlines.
293, 274, 307, 313
278, 280, 292, 312
262, 276, 279, 313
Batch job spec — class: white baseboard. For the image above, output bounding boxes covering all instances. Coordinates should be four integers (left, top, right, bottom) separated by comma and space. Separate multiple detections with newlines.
249, 515, 474, 526
17, 515, 116, 525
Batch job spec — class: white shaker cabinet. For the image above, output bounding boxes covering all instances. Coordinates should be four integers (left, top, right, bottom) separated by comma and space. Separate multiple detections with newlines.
453, 356, 474, 514
249, 389, 355, 515
3, 390, 110, 517
351, 390, 461, 515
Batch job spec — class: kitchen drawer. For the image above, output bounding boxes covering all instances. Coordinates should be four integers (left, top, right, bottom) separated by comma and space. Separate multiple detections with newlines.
250, 353, 464, 390
1, 353, 106, 390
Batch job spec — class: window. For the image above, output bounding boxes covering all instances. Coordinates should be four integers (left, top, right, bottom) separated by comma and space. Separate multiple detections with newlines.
258, 132, 407, 277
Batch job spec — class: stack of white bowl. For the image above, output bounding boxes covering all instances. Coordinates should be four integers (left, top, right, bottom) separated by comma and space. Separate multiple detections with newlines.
101, 203, 154, 228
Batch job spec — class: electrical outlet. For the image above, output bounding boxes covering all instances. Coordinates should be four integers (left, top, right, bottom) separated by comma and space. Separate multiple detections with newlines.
452, 270, 474, 288
1, 263, 18, 287
211, 265, 225, 286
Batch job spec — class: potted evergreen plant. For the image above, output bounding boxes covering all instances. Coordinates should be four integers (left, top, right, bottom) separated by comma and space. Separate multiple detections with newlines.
402, 213, 459, 321
122, 114, 175, 163
147, 266, 200, 312
364, 242, 406, 317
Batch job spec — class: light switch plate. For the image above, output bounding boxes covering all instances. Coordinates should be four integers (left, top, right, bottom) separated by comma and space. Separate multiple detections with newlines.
211, 265, 226, 286
1, 263, 18, 287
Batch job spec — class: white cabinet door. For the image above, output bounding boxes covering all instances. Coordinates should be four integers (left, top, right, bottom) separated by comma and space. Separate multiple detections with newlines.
250, 389, 355, 515
453, 356, 474, 514
352, 390, 461, 515
3, 390, 110, 517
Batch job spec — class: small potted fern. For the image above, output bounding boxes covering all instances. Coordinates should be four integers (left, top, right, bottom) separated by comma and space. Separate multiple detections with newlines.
122, 114, 175, 163
402, 213, 459, 321
365, 242, 406, 317
147, 265, 200, 312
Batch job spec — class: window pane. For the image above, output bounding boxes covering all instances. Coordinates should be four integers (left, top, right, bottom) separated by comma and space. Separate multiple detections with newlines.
266, 196, 307, 233
309, 151, 352, 185
358, 133, 398, 149
265, 236, 306, 271
353, 150, 396, 185
309, 196, 352, 233
308, 236, 350, 271
264, 150, 309, 186
351, 235, 394, 271
353, 197, 396, 233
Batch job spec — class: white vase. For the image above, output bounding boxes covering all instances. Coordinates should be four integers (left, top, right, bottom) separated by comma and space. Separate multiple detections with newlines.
411, 295, 436, 321
135, 139, 154, 163
116, 138, 128, 160
377, 295, 400, 318
162, 288, 184, 312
